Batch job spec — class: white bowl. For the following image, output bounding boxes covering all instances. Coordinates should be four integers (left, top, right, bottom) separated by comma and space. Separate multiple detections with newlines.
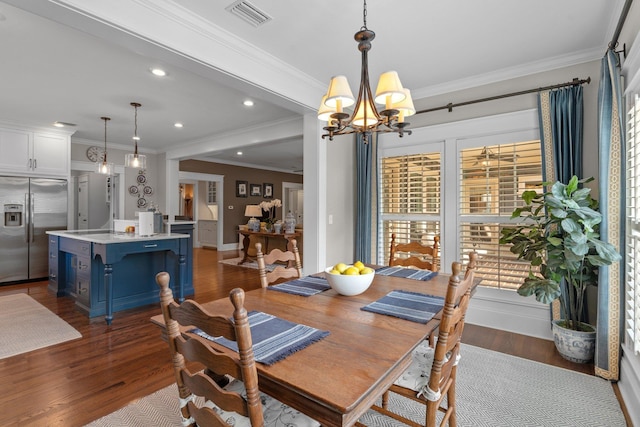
324, 267, 375, 296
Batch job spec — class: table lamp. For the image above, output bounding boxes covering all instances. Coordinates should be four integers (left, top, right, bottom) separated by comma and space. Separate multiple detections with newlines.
245, 205, 262, 231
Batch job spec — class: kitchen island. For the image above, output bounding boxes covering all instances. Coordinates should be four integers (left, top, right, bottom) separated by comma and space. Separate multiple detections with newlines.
47, 229, 192, 324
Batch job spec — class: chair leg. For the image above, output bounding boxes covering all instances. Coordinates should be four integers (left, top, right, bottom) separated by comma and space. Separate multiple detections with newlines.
381, 390, 390, 410
448, 374, 457, 427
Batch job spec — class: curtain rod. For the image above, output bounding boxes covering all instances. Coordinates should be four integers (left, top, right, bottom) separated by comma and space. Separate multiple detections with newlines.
609, 0, 633, 52
415, 77, 591, 115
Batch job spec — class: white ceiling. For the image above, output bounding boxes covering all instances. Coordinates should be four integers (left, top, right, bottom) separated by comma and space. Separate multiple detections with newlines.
0, 0, 626, 173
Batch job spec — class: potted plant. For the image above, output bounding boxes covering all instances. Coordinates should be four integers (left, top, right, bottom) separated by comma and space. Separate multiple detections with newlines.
499, 176, 621, 363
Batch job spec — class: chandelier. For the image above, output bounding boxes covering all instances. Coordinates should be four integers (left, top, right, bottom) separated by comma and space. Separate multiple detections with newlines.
125, 102, 147, 169
96, 116, 114, 175
317, 0, 415, 143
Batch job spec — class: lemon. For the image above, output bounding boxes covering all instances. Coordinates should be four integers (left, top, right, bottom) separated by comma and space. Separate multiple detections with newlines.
334, 262, 349, 273
360, 267, 374, 275
343, 266, 360, 275
353, 261, 365, 272
329, 269, 341, 275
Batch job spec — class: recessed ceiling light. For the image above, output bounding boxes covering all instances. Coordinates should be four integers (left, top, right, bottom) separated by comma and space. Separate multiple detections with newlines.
53, 121, 76, 128
243, 100, 254, 107
174, 122, 183, 128
151, 68, 167, 77
237, 151, 243, 156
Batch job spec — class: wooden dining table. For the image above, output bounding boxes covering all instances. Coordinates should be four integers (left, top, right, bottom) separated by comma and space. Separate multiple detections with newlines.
151, 271, 466, 427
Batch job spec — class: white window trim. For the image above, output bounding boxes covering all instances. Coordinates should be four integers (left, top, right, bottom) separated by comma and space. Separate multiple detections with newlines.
378, 109, 553, 339
619, 30, 640, 426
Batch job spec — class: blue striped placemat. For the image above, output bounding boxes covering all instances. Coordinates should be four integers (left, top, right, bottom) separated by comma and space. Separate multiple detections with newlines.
360, 290, 444, 324
375, 266, 438, 281
190, 311, 329, 365
268, 276, 330, 296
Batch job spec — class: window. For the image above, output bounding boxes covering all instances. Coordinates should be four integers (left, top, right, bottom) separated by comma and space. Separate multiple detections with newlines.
626, 93, 640, 354
380, 152, 441, 267
459, 141, 542, 289
377, 110, 542, 291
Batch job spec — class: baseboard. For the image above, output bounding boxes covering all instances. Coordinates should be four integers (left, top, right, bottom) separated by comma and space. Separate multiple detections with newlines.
465, 287, 553, 340
619, 347, 640, 427
219, 242, 240, 252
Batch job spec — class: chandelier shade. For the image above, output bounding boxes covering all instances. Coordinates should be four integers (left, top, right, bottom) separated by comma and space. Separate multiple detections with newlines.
374, 71, 405, 107
394, 89, 416, 123
96, 116, 114, 175
325, 75, 355, 110
317, 0, 414, 143
317, 95, 335, 122
125, 102, 147, 169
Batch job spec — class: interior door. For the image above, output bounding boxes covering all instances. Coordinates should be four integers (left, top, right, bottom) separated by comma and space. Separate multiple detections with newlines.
77, 176, 89, 229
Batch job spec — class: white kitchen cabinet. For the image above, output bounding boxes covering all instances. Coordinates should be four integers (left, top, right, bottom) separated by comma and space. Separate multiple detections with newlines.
0, 126, 71, 177
198, 219, 217, 248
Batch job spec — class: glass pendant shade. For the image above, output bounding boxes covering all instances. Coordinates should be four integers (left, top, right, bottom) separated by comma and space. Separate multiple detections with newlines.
392, 88, 416, 123
125, 151, 146, 169
96, 116, 114, 175
325, 75, 355, 111
374, 71, 406, 107
352, 99, 378, 128
96, 160, 113, 175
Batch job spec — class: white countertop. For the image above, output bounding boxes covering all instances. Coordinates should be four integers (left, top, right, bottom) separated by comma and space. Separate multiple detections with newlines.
46, 229, 189, 244
164, 220, 196, 225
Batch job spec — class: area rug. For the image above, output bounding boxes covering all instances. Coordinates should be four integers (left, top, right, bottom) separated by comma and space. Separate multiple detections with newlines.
219, 257, 277, 272
0, 293, 82, 359
84, 344, 625, 426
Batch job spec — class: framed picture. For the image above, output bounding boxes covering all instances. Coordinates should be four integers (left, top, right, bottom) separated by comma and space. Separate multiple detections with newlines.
263, 183, 273, 199
236, 180, 248, 198
250, 183, 262, 197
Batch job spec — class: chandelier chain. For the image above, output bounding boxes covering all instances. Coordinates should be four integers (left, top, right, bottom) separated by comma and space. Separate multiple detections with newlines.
362, 0, 367, 30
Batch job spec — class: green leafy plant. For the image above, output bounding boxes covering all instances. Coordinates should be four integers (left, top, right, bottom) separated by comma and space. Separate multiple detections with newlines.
499, 176, 621, 331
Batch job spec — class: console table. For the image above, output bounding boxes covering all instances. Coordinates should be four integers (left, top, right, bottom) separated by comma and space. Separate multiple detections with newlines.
238, 229, 301, 265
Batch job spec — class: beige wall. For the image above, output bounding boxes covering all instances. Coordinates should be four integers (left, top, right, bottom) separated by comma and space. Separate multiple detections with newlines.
180, 159, 302, 245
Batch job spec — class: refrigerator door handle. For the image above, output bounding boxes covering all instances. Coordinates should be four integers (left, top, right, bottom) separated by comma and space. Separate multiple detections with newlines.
29, 193, 35, 243
24, 193, 30, 243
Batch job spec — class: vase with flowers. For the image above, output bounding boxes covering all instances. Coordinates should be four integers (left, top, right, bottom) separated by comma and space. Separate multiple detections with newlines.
259, 198, 281, 232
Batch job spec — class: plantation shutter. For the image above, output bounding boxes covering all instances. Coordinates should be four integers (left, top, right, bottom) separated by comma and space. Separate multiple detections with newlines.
459, 141, 543, 290
380, 153, 441, 266
626, 94, 640, 354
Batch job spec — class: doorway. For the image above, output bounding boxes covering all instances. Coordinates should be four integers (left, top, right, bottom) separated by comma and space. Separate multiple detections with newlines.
282, 182, 303, 226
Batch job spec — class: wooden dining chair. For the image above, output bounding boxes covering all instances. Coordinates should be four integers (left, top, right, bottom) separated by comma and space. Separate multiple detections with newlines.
389, 234, 440, 272
368, 252, 477, 427
256, 239, 303, 287
156, 272, 319, 427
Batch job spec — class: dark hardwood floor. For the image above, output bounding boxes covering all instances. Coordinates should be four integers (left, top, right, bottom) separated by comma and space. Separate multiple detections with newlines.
0, 248, 625, 426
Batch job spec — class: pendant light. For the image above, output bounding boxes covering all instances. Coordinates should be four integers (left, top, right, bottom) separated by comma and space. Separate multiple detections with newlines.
317, 0, 414, 143
125, 102, 147, 169
96, 116, 114, 175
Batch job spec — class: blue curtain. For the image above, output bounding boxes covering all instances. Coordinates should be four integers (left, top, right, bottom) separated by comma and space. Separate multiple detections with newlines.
355, 133, 377, 263
595, 50, 625, 381
538, 85, 584, 183
538, 85, 585, 323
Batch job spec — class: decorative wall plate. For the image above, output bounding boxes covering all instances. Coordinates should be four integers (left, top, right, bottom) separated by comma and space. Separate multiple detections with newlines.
128, 185, 139, 195
137, 197, 147, 208
136, 174, 147, 184
143, 186, 153, 195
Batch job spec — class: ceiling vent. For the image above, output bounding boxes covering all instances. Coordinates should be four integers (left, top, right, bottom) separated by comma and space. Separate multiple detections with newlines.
225, 0, 272, 27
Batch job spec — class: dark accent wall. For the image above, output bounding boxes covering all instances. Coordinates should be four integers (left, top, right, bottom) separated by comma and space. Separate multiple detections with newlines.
180, 160, 303, 246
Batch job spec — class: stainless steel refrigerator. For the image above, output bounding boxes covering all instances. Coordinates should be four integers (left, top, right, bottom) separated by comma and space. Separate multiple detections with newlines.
1, 176, 67, 283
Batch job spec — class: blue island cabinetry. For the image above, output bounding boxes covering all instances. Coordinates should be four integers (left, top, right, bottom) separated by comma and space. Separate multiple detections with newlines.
47, 229, 193, 324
